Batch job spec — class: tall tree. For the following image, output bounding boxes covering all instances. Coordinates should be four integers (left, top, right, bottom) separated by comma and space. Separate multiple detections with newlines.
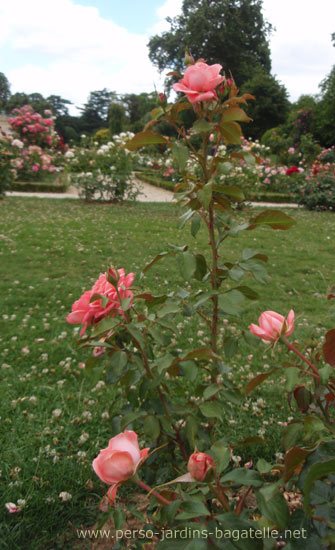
6, 92, 50, 114
80, 89, 117, 123
108, 103, 126, 136
314, 65, 335, 148
121, 92, 157, 131
46, 95, 72, 117
148, 0, 272, 86
0, 72, 11, 110
240, 69, 290, 139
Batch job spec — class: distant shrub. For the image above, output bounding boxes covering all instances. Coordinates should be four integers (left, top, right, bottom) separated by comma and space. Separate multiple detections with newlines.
295, 167, 335, 211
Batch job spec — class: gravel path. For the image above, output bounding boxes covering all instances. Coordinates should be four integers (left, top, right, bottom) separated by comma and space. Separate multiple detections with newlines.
5, 179, 299, 208
6, 179, 174, 202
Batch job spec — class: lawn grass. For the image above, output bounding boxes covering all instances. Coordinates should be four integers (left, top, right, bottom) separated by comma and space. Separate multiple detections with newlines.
1, 197, 334, 549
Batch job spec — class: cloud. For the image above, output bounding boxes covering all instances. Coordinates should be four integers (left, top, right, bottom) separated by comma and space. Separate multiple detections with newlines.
1, 0, 334, 111
262, 0, 334, 99
1, 0, 166, 112
149, 0, 183, 34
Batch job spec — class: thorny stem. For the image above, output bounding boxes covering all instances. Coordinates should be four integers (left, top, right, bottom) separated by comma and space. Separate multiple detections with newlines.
210, 483, 230, 512
283, 338, 320, 379
208, 204, 219, 358
316, 398, 334, 427
136, 478, 171, 506
124, 325, 189, 461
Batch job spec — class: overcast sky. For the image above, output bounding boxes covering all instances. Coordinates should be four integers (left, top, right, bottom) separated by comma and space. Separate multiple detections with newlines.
0, 0, 334, 114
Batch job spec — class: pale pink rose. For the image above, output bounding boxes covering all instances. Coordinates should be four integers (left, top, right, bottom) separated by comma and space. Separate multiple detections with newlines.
66, 268, 134, 335
173, 62, 224, 104
93, 430, 149, 505
249, 310, 295, 343
5, 502, 21, 513
187, 452, 214, 481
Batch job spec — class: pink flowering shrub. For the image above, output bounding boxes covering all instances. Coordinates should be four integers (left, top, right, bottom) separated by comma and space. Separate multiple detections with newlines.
9, 105, 60, 149
4, 105, 66, 184
67, 54, 335, 546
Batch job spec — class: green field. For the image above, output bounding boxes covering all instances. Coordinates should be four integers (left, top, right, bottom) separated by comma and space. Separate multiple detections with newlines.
1, 197, 334, 549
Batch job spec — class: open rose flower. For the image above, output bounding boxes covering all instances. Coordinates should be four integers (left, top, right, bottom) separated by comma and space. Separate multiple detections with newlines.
286, 166, 299, 175
249, 310, 295, 343
173, 62, 224, 104
66, 268, 134, 335
93, 430, 149, 505
187, 452, 214, 481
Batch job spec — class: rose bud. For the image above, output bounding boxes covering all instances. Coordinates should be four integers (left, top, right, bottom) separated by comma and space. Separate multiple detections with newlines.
158, 92, 167, 106
249, 310, 295, 343
187, 452, 214, 481
184, 48, 195, 66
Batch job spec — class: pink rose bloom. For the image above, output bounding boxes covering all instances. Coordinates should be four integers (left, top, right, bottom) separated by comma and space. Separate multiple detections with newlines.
5, 503, 21, 513
66, 268, 134, 335
187, 452, 214, 481
249, 310, 295, 343
93, 430, 149, 505
32, 164, 40, 172
173, 62, 224, 104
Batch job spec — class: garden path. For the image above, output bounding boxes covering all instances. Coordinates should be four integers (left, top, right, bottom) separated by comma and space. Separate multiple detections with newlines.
6, 178, 174, 202
6, 177, 299, 207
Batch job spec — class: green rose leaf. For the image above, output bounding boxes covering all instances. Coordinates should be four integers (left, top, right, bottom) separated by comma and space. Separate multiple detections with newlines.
200, 401, 223, 421
172, 142, 189, 171
124, 130, 168, 151
177, 251, 197, 281
176, 500, 210, 520
248, 210, 296, 230
192, 119, 213, 133
143, 415, 160, 440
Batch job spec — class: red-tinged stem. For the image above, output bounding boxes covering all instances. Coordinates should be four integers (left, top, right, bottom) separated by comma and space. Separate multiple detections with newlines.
136, 478, 171, 506
235, 486, 253, 515
208, 205, 219, 357
283, 338, 320, 379
210, 483, 230, 512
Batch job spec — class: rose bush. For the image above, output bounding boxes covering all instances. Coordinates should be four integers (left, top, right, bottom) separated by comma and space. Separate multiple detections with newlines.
8, 105, 60, 149
67, 54, 332, 548
64, 133, 138, 202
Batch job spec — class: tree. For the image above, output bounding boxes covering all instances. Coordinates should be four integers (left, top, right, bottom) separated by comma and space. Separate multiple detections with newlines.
148, 0, 272, 87
240, 69, 290, 139
314, 65, 335, 148
46, 95, 72, 117
80, 88, 117, 127
54, 115, 85, 144
0, 73, 11, 111
108, 103, 126, 135
5, 92, 51, 114
121, 92, 157, 132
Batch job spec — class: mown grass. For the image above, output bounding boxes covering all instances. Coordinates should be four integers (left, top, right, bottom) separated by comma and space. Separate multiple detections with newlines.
1, 197, 334, 549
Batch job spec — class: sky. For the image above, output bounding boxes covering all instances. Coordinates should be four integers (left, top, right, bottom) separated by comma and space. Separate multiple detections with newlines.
0, 0, 334, 115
